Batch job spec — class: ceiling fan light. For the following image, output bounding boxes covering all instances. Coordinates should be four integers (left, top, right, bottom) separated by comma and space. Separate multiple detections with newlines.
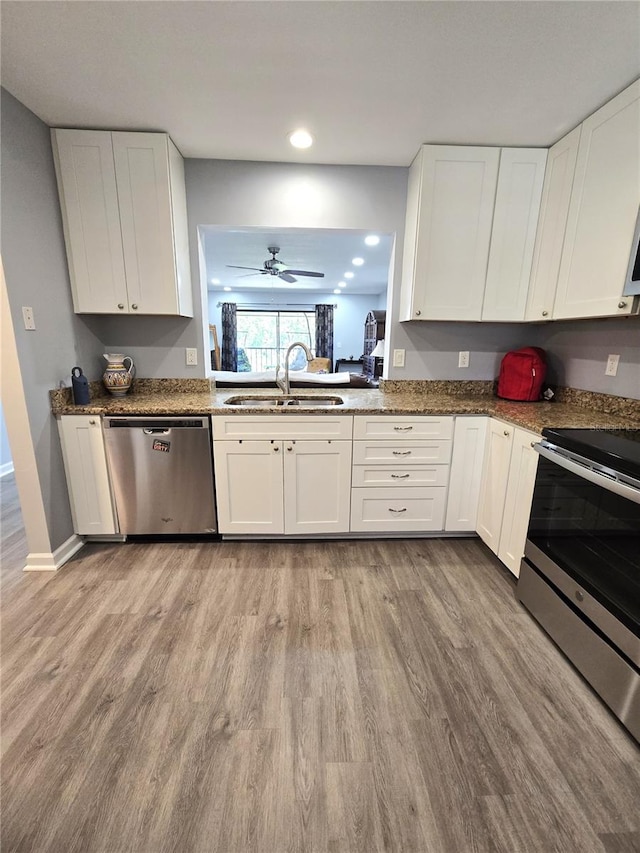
364, 235, 380, 246
344, 271, 355, 279
288, 129, 314, 149
352, 257, 364, 266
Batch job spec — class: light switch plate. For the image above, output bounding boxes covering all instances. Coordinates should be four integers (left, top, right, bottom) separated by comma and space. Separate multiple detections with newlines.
185, 348, 198, 366
22, 306, 36, 330
393, 349, 405, 368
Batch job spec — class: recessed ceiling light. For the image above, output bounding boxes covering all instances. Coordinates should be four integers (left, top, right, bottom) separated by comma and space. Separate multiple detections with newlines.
364, 235, 380, 246
333, 289, 341, 294
223, 286, 232, 292
211, 278, 221, 285
344, 271, 355, 279
338, 281, 346, 288
288, 129, 314, 149
352, 257, 364, 266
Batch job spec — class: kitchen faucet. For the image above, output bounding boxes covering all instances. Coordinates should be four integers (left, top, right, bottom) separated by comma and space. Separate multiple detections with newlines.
276, 341, 313, 395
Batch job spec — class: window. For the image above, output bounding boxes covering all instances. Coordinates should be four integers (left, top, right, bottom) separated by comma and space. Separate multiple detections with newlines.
236, 310, 316, 372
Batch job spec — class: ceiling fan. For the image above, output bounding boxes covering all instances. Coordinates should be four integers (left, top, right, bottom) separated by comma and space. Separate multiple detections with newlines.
226, 246, 325, 283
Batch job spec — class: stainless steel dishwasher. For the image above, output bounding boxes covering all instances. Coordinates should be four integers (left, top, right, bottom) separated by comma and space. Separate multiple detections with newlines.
103, 417, 216, 534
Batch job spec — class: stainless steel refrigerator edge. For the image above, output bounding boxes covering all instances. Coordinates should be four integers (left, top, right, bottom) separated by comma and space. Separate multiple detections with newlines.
104, 417, 217, 534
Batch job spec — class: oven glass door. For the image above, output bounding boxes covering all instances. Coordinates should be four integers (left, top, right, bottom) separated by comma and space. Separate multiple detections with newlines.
527, 455, 640, 636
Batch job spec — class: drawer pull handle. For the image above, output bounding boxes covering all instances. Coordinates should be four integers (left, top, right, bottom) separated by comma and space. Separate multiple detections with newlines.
394, 426, 413, 431
391, 473, 410, 479
392, 450, 412, 456
389, 507, 407, 513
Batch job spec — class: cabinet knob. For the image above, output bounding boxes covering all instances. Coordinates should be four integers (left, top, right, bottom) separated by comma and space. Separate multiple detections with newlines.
273, 446, 279, 452
117, 303, 124, 310
415, 310, 422, 316
131, 303, 139, 310
541, 310, 548, 317
575, 590, 584, 603
89, 419, 96, 425
503, 430, 510, 436
618, 301, 627, 309
531, 441, 536, 448
286, 446, 293, 452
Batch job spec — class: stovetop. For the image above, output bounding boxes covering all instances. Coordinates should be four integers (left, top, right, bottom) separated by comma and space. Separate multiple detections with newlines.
542, 428, 640, 482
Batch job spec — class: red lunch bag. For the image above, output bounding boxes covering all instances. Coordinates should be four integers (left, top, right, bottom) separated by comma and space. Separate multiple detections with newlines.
497, 347, 547, 402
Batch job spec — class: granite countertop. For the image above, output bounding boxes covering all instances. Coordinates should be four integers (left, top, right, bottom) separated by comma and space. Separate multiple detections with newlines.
50, 380, 640, 434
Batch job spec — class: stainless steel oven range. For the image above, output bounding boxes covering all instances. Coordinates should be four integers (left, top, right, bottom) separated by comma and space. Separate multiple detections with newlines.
518, 427, 640, 741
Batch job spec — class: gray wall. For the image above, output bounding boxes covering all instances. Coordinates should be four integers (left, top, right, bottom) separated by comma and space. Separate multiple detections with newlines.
537, 316, 640, 398
0, 402, 12, 474
0, 89, 102, 548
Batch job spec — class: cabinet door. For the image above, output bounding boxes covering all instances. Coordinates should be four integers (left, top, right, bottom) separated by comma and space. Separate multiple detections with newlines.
51, 129, 128, 314
58, 416, 117, 535
476, 420, 514, 554
482, 148, 547, 321
525, 127, 581, 321
498, 428, 541, 577
112, 132, 183, 316
445, 417, 488, 531
283, 440, 352, 534
213, 441, 284, 534
554, 80, 640, 319
405, 145, 500, 320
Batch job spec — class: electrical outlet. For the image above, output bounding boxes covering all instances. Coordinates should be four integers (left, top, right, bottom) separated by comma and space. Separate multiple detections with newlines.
392, 349, 405, 368
458, 351, 470, 368
22, 306, 36, 330
185, 348, 198, 366
605, 354, 619, 377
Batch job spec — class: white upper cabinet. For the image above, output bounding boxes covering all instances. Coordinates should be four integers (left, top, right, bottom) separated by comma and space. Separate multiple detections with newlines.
553, 80, 640, 319
481, 148, 547, 321
400, 145, 500, 321
52, 129, 193, 317
400, 145, 546, 322
525, 126, 581, 321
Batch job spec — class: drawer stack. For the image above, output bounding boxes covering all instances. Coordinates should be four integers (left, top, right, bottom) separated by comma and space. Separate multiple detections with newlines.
350, 415, 453, 532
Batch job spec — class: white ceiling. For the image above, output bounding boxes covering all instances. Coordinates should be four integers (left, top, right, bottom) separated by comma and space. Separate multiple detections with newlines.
201, 227, 393, 295
2, 1, 639, 167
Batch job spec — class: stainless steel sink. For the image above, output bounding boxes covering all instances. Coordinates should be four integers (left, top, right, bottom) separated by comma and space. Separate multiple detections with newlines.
224, 395, 344, 408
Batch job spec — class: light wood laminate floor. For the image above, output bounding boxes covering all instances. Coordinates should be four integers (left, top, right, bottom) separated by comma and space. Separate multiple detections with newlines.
1, 523, 638, 851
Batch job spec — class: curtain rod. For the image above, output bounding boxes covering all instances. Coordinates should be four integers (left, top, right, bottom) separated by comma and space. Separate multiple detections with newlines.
216, 302, 337, 309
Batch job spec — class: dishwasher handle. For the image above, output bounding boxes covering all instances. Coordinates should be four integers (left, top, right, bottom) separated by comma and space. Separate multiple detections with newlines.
143, 428, 171, 435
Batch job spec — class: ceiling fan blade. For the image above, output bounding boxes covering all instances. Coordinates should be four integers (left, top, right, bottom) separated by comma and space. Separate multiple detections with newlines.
278, 272, 297, 283
283, 269, 325, 278
226, 264, 265, 272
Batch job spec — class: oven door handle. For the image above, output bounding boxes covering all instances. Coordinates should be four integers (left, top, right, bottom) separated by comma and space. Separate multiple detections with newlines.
535, 444, 640, 506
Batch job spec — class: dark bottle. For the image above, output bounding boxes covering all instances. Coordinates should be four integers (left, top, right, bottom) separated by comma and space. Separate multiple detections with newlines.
71, 366, 90, 405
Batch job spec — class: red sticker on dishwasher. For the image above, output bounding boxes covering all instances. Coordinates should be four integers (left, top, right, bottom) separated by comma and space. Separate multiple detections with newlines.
152, 439, 171, 452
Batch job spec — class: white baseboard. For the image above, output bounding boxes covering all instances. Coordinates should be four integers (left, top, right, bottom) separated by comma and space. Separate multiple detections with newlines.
24, 534, 84, 572
0, 461, 15, 478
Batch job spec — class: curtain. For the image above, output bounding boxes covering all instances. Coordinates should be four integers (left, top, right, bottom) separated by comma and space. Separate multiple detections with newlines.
315, 304, 334, 368
221, 302, 238, 372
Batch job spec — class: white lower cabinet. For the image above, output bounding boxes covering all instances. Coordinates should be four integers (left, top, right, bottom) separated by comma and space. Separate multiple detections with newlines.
445, 416, 488, 531
57, 415, 118, 535
476, 419, 540, 576
351, 415, 453, 533
212, 417, 353, 535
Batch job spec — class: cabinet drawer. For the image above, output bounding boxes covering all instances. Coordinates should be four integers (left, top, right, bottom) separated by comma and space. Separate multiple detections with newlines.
212, 415, 353, 441
353, 440, 451, 465
353, 416, 453, 440
350, 487, 446, 532
351, 465, 449, 488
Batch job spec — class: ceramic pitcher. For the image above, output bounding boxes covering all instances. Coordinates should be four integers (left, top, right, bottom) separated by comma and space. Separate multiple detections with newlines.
102, 353, 135, 397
